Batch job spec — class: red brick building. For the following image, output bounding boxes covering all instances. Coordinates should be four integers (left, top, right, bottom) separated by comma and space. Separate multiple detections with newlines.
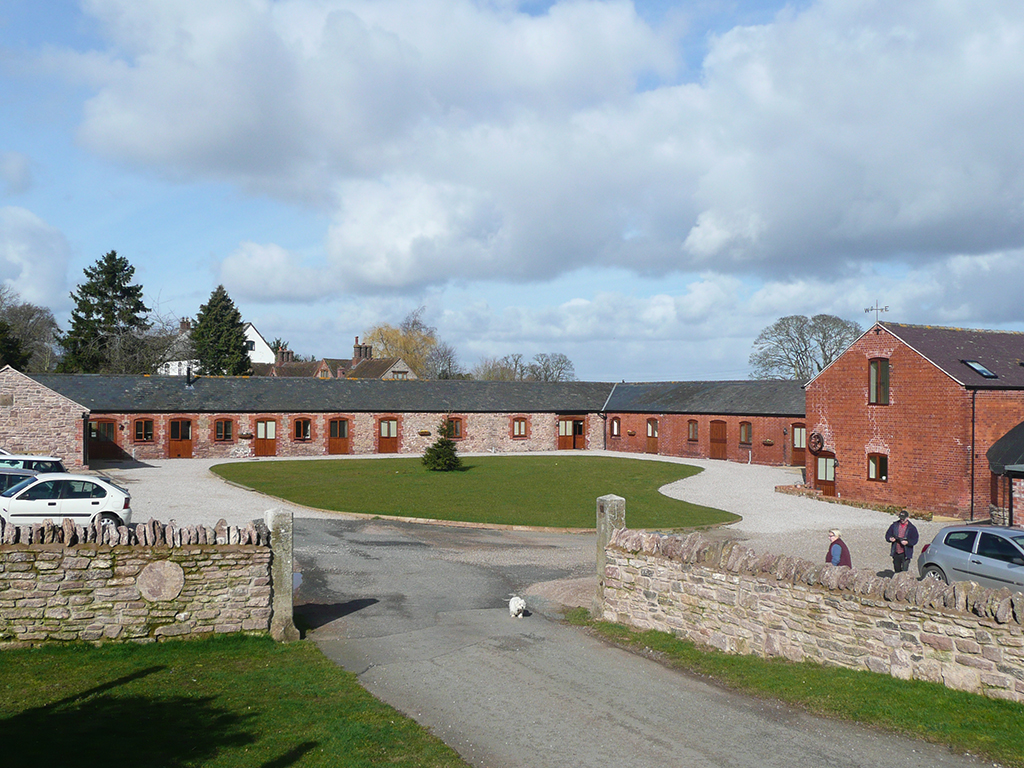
602, 380, 807, 466
805, 322, 1024, 519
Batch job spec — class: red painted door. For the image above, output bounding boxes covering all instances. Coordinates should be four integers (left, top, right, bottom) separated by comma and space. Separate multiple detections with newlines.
255, 419, 277, 457
328, 418, 350, 455
791, 423, 806, 467
378, 419, 398, 453
558, 418, 585, 450
88, 420, 120, 460
169, 419, 193, 458
646, 418, 659, 454
710, 420, 727, 460
816, 452, 836, 496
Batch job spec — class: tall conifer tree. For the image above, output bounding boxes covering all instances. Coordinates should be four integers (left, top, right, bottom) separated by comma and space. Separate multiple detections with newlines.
191, 285, 250, 375
58, 251, 151, 373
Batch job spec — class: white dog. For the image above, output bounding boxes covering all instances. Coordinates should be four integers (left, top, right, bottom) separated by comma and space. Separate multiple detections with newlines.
508, 595, 526, 618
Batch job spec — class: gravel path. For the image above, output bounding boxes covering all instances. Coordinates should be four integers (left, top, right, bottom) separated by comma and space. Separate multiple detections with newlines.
95, 451, 951, 578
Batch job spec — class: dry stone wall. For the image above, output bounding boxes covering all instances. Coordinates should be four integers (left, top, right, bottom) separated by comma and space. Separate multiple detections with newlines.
0, 516, 276, 645
603, 528, 1024, 702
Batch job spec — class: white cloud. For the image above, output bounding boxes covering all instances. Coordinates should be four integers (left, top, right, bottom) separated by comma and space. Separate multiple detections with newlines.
0, 154, 32, 196
220, 241, 322, 301
0, 207, 71, 307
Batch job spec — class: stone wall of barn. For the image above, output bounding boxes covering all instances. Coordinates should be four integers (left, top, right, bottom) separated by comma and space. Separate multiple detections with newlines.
602, 528, 1024, 703
0, 513, 295, 646
0, 368, 87, 469
83, 410, 601, 461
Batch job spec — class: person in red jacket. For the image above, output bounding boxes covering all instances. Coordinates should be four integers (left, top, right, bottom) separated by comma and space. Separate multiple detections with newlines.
826, 529, 852, 567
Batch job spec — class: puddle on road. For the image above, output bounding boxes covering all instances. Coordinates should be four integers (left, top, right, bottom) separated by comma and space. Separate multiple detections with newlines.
293, 572, 303, 592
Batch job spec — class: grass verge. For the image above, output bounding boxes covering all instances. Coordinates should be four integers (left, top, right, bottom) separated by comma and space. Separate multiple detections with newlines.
565, 608, 1024, 767
212, 455, 736, 529
0, 635, 469, 768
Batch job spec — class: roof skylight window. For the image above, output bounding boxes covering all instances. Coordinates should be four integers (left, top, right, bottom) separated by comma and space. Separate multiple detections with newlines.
962, 360, 998, 379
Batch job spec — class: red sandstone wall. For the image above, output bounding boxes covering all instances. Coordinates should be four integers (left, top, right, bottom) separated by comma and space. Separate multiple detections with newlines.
0, 368, 87, 469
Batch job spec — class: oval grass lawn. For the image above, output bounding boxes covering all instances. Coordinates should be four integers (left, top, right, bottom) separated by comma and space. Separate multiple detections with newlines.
211, 455, 737, 529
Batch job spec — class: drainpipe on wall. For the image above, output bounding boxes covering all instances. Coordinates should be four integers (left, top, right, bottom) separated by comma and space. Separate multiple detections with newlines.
971, 389, 977, 522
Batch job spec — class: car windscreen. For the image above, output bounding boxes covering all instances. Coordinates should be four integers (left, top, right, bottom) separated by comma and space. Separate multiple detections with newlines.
2, 477, 36, 497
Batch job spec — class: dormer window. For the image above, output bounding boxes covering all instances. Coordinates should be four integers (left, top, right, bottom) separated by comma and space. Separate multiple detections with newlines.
962, 360, 997, 379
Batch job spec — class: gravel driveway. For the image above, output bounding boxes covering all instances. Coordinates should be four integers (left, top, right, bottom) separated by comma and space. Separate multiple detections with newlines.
96, 451, 950, 582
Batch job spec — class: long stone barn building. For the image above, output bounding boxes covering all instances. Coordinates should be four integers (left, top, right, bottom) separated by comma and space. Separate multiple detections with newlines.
0, 367, 806, 470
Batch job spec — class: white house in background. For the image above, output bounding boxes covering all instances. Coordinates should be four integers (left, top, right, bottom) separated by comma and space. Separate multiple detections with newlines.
157, 320, 274, 376
243, 323, 275, 365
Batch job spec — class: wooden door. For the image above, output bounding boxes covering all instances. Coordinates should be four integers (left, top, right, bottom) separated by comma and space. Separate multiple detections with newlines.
328, 418, 350, 455
791, 423, 806, 466
169, 419, 193, 458
378, 418, 398, 453
710, 420, 727, 460
254, 419, 277, 457
558, 418, 585, 450
646, 418, 659, 454
87, 419, 120, 460
816, 452, 836, 497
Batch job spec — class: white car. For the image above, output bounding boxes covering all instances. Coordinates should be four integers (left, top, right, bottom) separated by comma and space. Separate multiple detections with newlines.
0, 454, 67, 473
0, 473, 132, 528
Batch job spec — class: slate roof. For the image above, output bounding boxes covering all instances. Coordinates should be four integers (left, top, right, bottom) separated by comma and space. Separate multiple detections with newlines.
27, 375, 617, 414
604, 380, 805, 416
346, 358, 409, 379
987, 421, 1024, 475
880, 322, 1024, 389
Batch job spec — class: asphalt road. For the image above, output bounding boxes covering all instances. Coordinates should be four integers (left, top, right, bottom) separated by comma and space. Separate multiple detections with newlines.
295, 516, 991, 768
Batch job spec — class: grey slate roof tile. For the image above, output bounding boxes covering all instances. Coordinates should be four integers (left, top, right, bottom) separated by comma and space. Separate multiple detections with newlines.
605, 380, 805, 416
881, 322, 1024, 389
26, 375, 807, 417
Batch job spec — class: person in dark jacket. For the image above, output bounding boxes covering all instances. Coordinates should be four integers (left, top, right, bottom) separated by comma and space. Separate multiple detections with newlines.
885, 510, 919, 573
826, 529, 852, 567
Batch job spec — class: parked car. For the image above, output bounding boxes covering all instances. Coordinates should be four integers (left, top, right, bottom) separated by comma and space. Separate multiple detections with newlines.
917, 525, 1024, 592
0, 467, 36, 493
0, 454, 67, 473
0, 473, 132, 527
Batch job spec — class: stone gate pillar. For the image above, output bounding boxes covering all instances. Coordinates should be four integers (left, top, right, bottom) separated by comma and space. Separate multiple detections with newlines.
267, 508, 301, 642
593, 494, 625, 617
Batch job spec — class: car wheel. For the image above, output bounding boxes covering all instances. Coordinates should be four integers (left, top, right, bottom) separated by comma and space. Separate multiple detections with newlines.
97, 512, 122, 527
921, 565, 947, 584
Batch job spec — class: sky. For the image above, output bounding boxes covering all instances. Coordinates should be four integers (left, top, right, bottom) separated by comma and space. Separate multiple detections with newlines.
3, 0, 1024, 382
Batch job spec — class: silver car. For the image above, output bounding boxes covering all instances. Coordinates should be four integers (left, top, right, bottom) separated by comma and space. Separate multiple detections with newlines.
0, 473, 132, 528
917, 525, 1024, 592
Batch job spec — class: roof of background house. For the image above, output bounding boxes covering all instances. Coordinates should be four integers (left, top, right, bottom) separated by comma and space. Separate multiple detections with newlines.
270, 361, 322, 378
879, 322, 1024, 389
345, 358, 409, 379
605, 380, 806, 416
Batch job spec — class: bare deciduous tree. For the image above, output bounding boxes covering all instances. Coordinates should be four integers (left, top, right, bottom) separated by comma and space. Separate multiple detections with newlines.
749, 314, 862, 381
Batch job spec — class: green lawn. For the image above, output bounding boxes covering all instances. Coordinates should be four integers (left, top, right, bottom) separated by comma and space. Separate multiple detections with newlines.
566, 609, 1024, 767
0, 636, 469, 768
212, 455, 737, 529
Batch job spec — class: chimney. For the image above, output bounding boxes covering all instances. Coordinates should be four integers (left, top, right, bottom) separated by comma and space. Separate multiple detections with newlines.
353, 336, 373, 361
179, 318, 191, 334
276, 348, 294, 365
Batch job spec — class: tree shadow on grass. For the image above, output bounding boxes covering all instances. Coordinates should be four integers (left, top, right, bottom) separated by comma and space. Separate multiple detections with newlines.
0, 666, 318, 768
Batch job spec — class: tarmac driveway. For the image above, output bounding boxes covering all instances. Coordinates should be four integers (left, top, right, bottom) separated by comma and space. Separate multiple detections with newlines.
296, 515, 987, 768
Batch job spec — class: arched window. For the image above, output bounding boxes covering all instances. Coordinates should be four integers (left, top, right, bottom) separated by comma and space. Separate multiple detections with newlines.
610, 417, 621, 438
